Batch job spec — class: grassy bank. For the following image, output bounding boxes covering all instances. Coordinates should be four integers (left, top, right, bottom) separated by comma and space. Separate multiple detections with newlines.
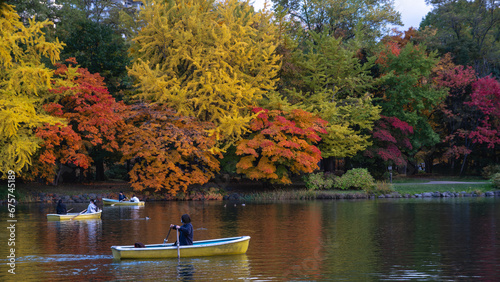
241, 180, 496, 201
3, 177, 498, 203
392, 182, 494, 195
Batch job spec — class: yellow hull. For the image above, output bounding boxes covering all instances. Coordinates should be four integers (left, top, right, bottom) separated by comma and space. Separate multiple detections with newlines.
111, 236, 250, 260
47, 211, 102, 221
103, 198, 145, 206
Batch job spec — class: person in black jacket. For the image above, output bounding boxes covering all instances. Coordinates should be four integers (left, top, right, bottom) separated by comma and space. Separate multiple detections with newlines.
56, 199, 67, 214
170, 214, 193, 245
118, 191, 127, 202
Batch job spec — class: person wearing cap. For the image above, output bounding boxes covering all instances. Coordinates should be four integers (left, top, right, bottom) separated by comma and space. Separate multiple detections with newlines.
170, 214, 193, 245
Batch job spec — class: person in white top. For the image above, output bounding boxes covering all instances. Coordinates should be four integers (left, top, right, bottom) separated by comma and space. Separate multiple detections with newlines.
85, 199, 99, 213
130, 195, 140, 203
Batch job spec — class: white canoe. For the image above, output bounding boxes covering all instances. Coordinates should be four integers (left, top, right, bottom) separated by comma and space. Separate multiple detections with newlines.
103, 198, 145, 206
111, 236, 251, 260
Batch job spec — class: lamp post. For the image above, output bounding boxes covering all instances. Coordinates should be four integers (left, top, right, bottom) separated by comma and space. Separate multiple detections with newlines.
388, 166, 392, 183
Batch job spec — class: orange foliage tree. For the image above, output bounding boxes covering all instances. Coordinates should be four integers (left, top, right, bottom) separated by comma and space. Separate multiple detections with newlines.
120, 103, 220, 194
236, 107, 327, 184
33, 59, 126, 183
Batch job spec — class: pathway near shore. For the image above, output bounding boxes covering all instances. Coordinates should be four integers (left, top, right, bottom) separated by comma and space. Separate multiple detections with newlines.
396, 181, 489, 185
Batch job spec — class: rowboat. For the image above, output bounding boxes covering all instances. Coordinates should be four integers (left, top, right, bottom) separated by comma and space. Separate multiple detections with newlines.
102, 198, 145, 206
111, 236, 250, 260
47, 211, 102, 221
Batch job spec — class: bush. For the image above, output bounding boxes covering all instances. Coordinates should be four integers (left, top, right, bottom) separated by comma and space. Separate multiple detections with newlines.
304, 172, 336, 190
364, 181, 394, 195
335, 168, 376, 190
491, 173, 500, 189
482, 165, 500, 179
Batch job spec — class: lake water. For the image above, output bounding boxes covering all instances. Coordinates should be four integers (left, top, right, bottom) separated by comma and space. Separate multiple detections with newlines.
1, 197, 499, 281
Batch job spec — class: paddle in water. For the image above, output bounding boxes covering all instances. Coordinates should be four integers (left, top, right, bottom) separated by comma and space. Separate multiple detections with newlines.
176, 229, 180, 259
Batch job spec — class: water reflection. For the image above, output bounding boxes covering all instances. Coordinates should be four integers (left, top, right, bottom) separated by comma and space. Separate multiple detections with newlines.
176, 261, 195, 281
0, 198, 499, 281
108, 255, 250, 281
46, 219, 102, 254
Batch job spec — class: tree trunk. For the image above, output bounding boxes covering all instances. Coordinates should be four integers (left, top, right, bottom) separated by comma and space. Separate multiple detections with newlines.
54, 163, 63, 186
424, 158, 433, 174
323, 157, 336, 172
459, 154, 469, 176
95, 160, 106, 181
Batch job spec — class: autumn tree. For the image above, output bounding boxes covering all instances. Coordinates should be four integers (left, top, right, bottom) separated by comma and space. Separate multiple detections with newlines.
236, 107, 327, 184
374, 39, 448, 173
120, 104, 220, 194
357, 116, 414, 177
128, 0, 281, 150
33, 59, 126, 183
266, 31, 381, 171
434, 65, 500, 174
0, 4, 65, 177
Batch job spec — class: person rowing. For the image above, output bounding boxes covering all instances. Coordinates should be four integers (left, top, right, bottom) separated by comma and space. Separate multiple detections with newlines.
118, 191, 127, 202
170, 214, 193, 246
56, 199, 67, 214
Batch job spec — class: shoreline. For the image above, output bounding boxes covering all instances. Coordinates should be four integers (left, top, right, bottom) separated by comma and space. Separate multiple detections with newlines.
4, 181, 500, 204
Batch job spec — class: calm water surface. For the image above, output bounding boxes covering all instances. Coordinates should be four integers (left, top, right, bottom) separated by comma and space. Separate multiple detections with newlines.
1, 197, 499, 281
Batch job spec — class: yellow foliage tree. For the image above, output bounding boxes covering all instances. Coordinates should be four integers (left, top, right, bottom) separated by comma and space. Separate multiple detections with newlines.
0, 5, 65, 177
128, 0, 281, 150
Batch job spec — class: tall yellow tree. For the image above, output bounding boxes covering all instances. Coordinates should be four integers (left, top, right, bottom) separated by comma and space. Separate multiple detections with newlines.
128, 0, 281, 150
0, 4, 65, 176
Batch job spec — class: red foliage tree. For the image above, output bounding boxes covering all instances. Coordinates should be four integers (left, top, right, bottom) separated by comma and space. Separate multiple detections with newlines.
466, 76, 500, 148
33, 58, 126, 183
434, 65, 500, 174
236, 107, 327, 184
364, 116, 413, 166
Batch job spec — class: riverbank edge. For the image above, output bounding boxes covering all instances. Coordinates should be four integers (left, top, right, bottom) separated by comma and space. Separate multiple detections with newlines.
3, 181, 500, 204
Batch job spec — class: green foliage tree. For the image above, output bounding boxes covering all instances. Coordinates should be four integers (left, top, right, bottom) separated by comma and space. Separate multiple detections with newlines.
10, 0, 135, 97
265, 32, 381, 160
421, 0, 500, 77
0, 4, 65, 177
6, 0, 58, 24
374, 41, 448, 161
273, 0, 402, 42
61, 19, 130, 96
128, 0, 281, 150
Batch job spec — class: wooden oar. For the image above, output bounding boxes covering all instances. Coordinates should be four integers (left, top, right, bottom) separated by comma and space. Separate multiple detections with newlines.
163, 228, 172, 245
67, 208, 74, 212
176, 228, 180, 259
70, 209, 86, 220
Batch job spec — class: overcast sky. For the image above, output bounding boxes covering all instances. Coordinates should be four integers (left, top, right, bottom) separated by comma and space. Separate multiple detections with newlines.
251, 0, 434, 31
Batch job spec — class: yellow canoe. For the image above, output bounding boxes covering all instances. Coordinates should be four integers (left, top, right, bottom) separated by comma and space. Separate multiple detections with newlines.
47, 211, 102, 221
103, 198, 145, 206
111, 236, 250, 260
